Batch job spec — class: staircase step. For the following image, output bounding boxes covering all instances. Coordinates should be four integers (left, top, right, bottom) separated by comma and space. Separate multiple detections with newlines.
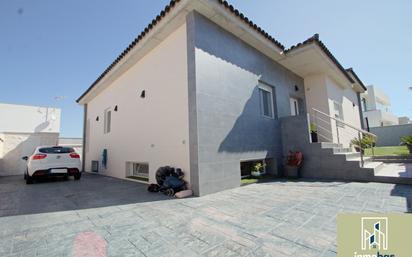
332, 147, 352, 154
363, 161, 384, 172
347, 156, 373, 163
335, 152, 360, 160
321, 142, 343, 149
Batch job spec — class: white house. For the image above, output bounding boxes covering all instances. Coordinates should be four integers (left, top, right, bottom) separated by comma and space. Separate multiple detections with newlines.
0, 103, 61, 175
361, 85, 399, 128
77, 0, 371, 195
399, 116, 411, 125
279, 37, 367, 148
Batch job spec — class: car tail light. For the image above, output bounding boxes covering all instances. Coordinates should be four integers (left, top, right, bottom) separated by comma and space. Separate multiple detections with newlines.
32, 154, 47, 160
70, 153, 80, 159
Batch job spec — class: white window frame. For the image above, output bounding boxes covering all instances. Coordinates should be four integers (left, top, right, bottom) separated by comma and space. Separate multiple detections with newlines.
258, 83, 275, 119
104, 108, 111, 134
289, 97, 300, 116
125, 162, 149, 182
333, 101, 344, 127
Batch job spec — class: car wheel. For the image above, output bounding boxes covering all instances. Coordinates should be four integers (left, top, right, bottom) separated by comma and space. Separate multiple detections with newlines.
74, 173, 81, 180
26, 175, 33, 184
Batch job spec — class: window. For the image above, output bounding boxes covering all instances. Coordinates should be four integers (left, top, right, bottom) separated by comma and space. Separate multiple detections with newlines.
104, 109, 111, 134
290, 98, 299, 116
39, 146, 74, 154
333, 102, 344, 126
258, 83, 274, 118
126, 162, 149, 182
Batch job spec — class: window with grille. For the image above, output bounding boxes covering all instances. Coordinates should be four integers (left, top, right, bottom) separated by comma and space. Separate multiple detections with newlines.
104, 109, 111, 134
258, 83, 274, 118
126, 162, 149, 182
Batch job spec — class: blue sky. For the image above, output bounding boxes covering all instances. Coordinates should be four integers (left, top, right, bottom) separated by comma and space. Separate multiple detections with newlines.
1, 0, 411, 137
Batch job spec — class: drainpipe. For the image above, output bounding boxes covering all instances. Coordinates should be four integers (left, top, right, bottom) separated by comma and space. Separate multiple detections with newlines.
356, 93, 365, 129
82, 104, 87, 172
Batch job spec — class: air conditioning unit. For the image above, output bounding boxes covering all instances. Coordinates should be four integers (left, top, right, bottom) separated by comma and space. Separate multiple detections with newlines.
91, 160, 99, 173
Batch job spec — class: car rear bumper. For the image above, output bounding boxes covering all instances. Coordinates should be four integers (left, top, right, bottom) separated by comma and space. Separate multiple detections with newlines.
32, 168, 80, 177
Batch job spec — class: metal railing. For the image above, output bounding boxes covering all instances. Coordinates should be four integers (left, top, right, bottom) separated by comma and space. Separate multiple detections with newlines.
308, 108, 377, 167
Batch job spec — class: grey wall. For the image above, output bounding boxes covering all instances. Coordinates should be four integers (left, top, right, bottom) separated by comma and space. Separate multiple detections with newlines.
188, 12, 305, 196
280, 115, 376, 181
370, 124, 412, 146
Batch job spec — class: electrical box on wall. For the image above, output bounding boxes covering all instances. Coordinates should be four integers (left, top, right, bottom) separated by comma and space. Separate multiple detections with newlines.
91, 160, 99, 172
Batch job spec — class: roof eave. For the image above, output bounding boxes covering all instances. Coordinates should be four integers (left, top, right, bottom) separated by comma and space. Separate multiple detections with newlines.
76, 0, 286, 104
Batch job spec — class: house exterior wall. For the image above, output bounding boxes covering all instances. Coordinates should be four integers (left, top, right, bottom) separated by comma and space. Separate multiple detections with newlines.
304, 74, 362, 147
325, 76, 362, 147
84, 24, 190, 184
304, 75, 332, 142
304, 74, 330, 116
0, 103, 61, 133
188, 12, 305, 196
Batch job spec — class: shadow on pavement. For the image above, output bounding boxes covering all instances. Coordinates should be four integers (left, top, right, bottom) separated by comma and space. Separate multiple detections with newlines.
0, 173, 171, 217
391, 184, 412, 213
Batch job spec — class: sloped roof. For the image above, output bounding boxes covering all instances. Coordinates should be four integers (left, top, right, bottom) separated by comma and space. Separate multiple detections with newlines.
346, 68, 367, 91
76, 0, 285, 103
285, 34, 355, 84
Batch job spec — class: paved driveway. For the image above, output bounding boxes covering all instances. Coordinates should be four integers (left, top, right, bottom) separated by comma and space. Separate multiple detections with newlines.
0, 174, 411, 257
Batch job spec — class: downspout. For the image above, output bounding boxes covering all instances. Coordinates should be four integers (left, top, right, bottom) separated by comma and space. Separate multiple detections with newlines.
356, 93, 365, 129
82, 104, 87, 172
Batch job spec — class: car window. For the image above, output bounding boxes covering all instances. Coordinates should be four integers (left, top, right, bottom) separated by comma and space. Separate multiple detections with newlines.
38, 147, 75, 154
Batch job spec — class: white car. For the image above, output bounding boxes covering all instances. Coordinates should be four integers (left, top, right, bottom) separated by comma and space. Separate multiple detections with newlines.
22, 146, 82, 184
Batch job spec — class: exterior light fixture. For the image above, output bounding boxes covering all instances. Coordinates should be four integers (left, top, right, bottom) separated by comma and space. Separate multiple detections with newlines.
294, 85, 299, 91
96, 116, 99, 121
114, 105, 118, 112
140, 90, 146, 98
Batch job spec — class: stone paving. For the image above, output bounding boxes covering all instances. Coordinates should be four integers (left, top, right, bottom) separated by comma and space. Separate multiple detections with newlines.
0, 174, 411, 257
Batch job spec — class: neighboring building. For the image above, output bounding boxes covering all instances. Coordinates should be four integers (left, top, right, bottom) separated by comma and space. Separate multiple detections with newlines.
361, 85, 398, 128
58, 137, 83, 159
77, 0, 371, 196
398, 116, 411, 125
0, 103, 61, 175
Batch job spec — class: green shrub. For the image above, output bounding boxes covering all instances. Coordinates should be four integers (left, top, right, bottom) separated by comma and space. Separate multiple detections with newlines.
351, 135, 376, 149
400, 135, 412, 146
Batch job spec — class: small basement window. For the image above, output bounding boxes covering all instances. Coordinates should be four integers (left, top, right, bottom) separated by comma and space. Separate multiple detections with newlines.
258, 83, 274, 118
126, 162, 149, 182
240, 159, 268, 178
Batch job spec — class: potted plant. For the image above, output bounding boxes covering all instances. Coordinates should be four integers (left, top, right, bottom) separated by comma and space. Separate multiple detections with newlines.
285, 151, 303, 178
310, 123, 318, 143
401, 135, 412, 154
350, 135, 375, 154
251, 162, 265, 177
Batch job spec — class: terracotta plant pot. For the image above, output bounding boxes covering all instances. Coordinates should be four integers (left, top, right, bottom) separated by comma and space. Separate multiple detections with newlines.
285, 166, 299, 178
